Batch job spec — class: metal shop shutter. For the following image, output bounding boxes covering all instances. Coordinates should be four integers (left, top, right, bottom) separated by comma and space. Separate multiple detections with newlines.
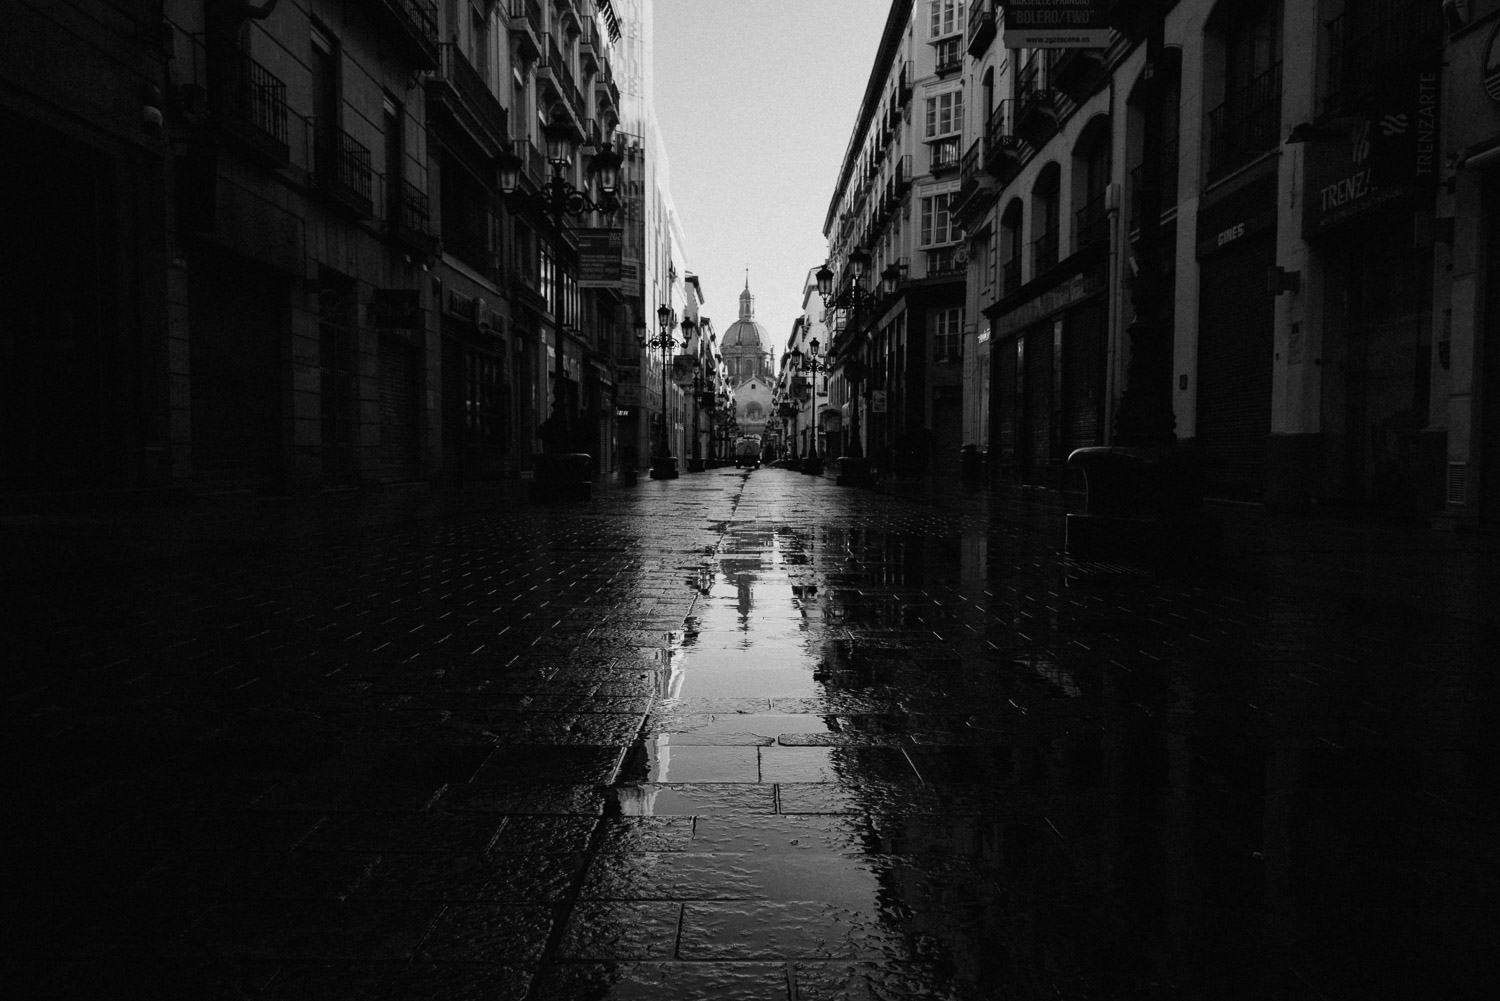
380, 334, 420, 481
1023, 323, 1053, 480
1196, 232, 1275, 499
994, 337, 1018, 468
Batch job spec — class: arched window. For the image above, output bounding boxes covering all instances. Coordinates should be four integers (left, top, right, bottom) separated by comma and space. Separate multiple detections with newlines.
1071, 115, 1111, 254
1000, 198, 1024, 295
1030, 163, 1061, 277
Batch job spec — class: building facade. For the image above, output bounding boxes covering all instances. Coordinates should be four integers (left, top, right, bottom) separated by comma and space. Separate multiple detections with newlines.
928, 0, 1464, 521
822, 0, 969, 483
1, 0, 709, 503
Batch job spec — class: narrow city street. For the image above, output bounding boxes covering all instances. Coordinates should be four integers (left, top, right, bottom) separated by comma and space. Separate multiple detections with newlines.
5, 470, 1498, 1000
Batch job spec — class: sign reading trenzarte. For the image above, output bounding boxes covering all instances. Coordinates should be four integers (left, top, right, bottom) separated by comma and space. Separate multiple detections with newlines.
1002, 0, 1110, 49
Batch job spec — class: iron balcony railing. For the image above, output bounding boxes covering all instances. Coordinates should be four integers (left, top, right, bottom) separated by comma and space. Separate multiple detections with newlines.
1002, 257, 1022, 296
1128, 136, 1180, 229
211, 45, 289, 166
1032, 227, 1059, 274
935, 37, 963, 75
1323, 0, 1443, 114
929, 138, 960, 174
314, 124, 373, 215
541, 33, 585, 123
436, 43, 510, 148
510, 0, 542, 36
1207, 61, 1282, 179
967, 0, 998, 57
1076, 194, 1110, 252
378, 0, 439, 66
925, 245, 965, 278
388, 174, 431, 245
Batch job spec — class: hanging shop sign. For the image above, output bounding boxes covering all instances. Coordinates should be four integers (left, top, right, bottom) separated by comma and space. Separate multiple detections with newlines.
1003, 0, 1110, 49
578, 228, 623, 289
871, 390, 888, 413
1303, 64, 1441, 237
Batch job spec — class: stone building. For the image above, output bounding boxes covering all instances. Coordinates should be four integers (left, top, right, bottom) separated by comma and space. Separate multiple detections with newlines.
720, 279, 776, 443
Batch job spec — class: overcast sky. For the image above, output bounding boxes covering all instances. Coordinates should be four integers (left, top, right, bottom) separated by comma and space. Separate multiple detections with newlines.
653, 0, 889, 352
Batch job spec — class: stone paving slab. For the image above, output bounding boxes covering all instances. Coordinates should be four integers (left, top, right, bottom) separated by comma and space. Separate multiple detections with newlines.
4, 467, 1499, 999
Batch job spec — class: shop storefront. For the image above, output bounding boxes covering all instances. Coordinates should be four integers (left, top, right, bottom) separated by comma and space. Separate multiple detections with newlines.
987, 266, 1106, 487
1195, 172, 1277, 500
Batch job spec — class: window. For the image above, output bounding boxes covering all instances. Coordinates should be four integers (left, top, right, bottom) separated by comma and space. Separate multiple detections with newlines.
925, 90, 963, 138
935, 37, 962, 74
441, 152, 490, 273
930, 0, 963, 38
934, 308, 963, 361
921, 193, 956, 246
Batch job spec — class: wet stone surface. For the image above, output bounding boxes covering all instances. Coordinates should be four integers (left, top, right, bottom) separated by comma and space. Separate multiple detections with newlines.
4, 467, 1499, 998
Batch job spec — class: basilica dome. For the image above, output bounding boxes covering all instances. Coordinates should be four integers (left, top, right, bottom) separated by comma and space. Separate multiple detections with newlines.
720, 279, 773, 385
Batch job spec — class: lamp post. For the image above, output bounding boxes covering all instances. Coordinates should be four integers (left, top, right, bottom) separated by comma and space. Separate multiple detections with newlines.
497, 115, 625, 487
496, 117, 624, 223
637, 303, 679, 480
791, 336, 828, 474
815, 248, 876, 486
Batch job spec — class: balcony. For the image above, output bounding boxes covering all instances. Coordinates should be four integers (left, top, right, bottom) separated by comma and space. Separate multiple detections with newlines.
1323, 0, 1443, 115
578, 18, 599, 75
373, 0, 440, 69
967, 0, 998, 57
1048, 46, 1105, 105
934, 36, 962, 76
1075, 194, 1109, 254
1128, 136, 1180, 230
1015, 56, 1060, 147
983, 100, 1023, 179
1032, 228, 1059, 274
429, 43, 510, 154
896, 61, 913, 106
929, 137, 960, 175
314, 125, 374, 217
595, 63, 620, 112
387, 175, 437, 255
924, 245, 966, 280
893, 154, 913, 194
539, 33, 586, 128
950, 138, 999, 224
1001, 257, 1022, 297
509, 0, 543, 60
210, 46, 289, 167
1206, 62, 1281, 180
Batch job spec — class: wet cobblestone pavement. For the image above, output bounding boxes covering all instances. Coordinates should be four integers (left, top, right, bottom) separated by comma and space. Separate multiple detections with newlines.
4, 469, 1499, 999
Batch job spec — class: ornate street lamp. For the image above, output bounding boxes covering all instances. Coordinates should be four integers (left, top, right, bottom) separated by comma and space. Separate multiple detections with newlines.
637, 303, 679, 479
790, 336, 828, 474
496, 116, 624, 224
815, 247, 876, 486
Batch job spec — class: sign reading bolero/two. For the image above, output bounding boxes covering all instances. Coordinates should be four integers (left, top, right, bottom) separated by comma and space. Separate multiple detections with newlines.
578, 228, 623, 289
1003, 0, 1110, 49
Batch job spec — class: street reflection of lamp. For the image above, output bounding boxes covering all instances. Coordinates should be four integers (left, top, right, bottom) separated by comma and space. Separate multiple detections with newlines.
815, 247, 875, 486
496, 116, 624, 225
638, 303, 679, 480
